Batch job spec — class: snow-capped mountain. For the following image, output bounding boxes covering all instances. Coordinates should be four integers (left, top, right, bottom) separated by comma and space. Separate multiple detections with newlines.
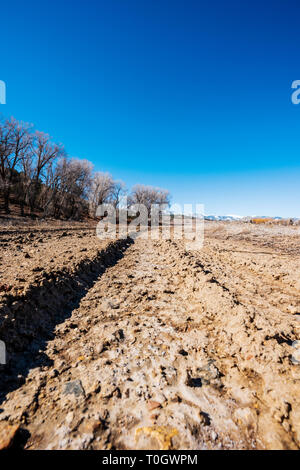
204, 214, 244, 221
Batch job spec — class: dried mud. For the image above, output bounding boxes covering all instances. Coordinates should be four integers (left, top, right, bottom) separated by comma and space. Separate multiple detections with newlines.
0, 222, 299, 450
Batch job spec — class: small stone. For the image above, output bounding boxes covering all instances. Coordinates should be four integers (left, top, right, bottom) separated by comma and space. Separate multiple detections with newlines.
109, 301, 120, 310
195, 360, 222, 386
178, 349, 188, 356
63, 380, 85, 397
0, 423, 20, 450
113, 329, 124, 341
147, 401, 161, 411
199, 411, 211, 426
186, 374, 202, 388
95, 342, 105, 354
100, 384, 120, 399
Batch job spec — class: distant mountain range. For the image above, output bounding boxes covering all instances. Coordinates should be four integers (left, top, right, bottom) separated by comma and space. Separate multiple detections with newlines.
204, 215, 299, 221
204, 214, 244, 221
168, 211, 299, 221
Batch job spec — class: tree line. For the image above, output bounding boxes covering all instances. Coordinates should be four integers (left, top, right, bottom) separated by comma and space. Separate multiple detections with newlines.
0, 116, 170, 219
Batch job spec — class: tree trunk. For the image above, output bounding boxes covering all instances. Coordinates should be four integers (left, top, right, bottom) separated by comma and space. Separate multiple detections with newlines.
20, 199, 25, 217
3, 189, 10, 214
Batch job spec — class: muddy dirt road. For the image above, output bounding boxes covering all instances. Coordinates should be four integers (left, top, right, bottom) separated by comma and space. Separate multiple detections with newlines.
0, 223, 300, 450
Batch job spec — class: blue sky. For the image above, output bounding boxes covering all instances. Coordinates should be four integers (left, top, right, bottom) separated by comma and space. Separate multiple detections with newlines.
1, 0, 300, 216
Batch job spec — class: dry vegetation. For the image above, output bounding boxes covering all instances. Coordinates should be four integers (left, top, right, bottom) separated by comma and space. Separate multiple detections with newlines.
250, 218, 299, 226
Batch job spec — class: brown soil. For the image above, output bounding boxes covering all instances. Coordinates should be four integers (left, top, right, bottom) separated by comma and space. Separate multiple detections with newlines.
0, 222, 300, 450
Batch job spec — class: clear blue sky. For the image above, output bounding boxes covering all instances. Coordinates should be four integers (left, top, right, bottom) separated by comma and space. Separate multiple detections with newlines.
1, 0, 300, 216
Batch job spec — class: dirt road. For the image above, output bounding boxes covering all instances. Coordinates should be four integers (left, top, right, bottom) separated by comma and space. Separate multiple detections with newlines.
0, 223, 300, 449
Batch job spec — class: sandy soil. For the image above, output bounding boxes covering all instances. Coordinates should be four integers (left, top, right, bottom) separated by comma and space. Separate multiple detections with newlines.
0, 222, 300, 450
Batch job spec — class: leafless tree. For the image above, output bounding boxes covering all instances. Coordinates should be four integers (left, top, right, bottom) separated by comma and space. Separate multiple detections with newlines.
17, 144, 34, 216
0, 115, 171, 223
29, 131, 65, 213
42, 157, 93, 219
59, 158, 92, 218
129, 184, 170, 215
89, 172, 115, 216
108, 180, 127, 208
0, 118, 13, 212
0, 118, 32, 213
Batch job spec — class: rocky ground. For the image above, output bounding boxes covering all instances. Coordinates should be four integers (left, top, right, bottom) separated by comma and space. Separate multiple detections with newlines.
0, 221, 300, 450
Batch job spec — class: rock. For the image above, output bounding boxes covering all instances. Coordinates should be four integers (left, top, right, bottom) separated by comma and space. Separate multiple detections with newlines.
199, 411, 211, 426
178, 349, 188, 356
63, 380, 85, 397
95, 342, 105, 354
135, 426, 178, 450
99, 384, 121, 399
109, 301, 120, 310
195, 360, 222, 386
0, 423, 20, 450
147, 400, 161, 411
186, 372, 202, 388
188, 377, 202, 387
113, 329, 124, 342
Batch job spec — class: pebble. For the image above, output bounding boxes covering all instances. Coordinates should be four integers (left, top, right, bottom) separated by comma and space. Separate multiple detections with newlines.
147, 400, 161, 411
63, 380, 85, 397
0, 423, 19, 450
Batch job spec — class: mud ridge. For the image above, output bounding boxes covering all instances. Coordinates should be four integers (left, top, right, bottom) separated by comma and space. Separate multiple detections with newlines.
0, 237, 133, 405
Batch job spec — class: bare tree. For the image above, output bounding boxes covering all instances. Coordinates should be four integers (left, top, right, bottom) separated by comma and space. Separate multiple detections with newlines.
129, 184, 170, 215
0, 117, 13, 213
89, 172, 115, 216
42, 157, 93, 219
0, 115, 170, 223
59, 158, 92, 218
17, 142, 34, 216
0, 118, 33, 213
108, 180, 126, 208
29, 131, 65, 213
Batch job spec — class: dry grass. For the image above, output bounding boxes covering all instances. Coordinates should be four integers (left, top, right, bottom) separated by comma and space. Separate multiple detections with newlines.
250, 217, 298, 226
